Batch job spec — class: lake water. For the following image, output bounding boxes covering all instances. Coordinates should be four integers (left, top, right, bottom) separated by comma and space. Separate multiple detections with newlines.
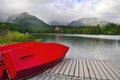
33, 33, 120, 60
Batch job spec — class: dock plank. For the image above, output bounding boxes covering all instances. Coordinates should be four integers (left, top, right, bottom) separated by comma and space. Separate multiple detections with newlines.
54, 59, 67, 74
49, 76, 56, 80
50, 61, 63, 73
59, 58, 70, 74
79, 59, 84, 79
104, 61, 120, 79
107, 61, 120, 75
27, 58, 120, 80
83, 59, 89, 78
93, 60, 107, 80
44, 75, 51, 80
110, 62, 120, 71
69, 59, 76, 76
89, 60, 101, 79
54, 76, 61, 80
100, 60, 119, 80
86, 60, 96, 79
74, 59, 79, 77
37, 73, 47, 80
64, 59, 73, 75
97, 60, 113, 80
45, 68, 52, 73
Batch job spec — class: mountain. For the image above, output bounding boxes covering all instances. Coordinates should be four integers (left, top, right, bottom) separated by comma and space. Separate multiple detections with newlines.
0, 18, 6, 22
7, 12, 49, 29
49, 21, 60, 25
68, 18, 108, 26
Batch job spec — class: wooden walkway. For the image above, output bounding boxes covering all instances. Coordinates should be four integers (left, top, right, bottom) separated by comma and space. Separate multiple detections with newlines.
28, 58, 120, 80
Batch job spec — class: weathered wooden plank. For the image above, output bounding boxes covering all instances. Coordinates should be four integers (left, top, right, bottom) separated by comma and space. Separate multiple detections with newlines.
45, 68, 52, 73
59, 58, 70, 74
83, 60, 89, 78
90, 79, 96, 80
54, 59, 67, 74
60, 77, 66, 80
64, 59, 73, 75
27, 58, 120, 80
27, 77, 38, 80
86, 60, 96, 79
104, 61, 120, 79
28, 72, 47, 80
49, 76, 56, 80
89, 60, 101, 79
107, 61, 120, 75
74, 59, 79, 77
66, 76, 72, 80
71, 77, 78, 80
97, 60, 113, 80
50, 61, 63, 73
37, 73, 47, 80
54, 76, 61, 80
78, 77, 84, 80
93, 60, 107, 80
79, 59, 84, 78
69, 59, 76, 76
110, 62, 120, 71
72, 76, 78, 80
84, 78, 91, 80
44, 75, 51, 80
100, 60, 119, 80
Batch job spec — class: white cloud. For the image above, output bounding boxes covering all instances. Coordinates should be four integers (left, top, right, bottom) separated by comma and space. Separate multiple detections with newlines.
95, 0, 120, 23
0, 0, 120, 24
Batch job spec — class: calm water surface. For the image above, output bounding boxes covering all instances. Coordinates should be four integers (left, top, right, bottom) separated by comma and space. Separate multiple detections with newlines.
34, 33, 120, 60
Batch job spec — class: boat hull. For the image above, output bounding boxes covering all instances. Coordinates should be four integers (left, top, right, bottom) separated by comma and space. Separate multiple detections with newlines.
13, 56, 64, 80
0, 42, 40, 79
3, 42, 69, 80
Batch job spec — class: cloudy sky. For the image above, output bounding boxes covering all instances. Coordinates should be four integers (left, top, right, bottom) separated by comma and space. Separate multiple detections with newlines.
0, 0, 120, 24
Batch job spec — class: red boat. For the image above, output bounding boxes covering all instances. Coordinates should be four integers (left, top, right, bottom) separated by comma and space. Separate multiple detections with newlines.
0, 42, 40, 62
2, 42, 69, 80
0, 42, 41, 79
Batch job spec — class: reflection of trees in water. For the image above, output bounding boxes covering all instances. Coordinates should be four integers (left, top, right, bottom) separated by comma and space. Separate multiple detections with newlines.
97, 39, 120, 48
118, 40, 120, 45
116, 40, 120, 48
33, 34, 120, 44
55, 34, 63, 42
33, 33, 120, 48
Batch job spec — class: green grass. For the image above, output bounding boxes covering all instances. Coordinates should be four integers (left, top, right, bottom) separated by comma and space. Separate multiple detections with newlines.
0, 31, 35, 45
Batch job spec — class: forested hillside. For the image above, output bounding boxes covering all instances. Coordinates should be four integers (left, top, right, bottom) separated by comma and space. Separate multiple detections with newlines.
0, 22, 32, 32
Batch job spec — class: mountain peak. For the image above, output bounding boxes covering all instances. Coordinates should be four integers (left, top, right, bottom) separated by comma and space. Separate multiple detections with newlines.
21, 12, 29, 15
19, 12, 29, 16
68, 18, 108, 26
7, 12, 48, 29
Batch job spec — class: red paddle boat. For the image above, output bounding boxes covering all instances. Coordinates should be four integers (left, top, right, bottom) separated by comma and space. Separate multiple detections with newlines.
1, 42, 69, 80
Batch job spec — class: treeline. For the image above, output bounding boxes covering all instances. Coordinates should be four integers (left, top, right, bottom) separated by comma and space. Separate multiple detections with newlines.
35, 23, 120, 35
60, 23, 120, 35
0, 22, 120, 35
0, 22, 32, 33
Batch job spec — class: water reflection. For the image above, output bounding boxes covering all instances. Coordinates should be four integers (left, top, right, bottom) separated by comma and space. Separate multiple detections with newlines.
33, 34, 120, 60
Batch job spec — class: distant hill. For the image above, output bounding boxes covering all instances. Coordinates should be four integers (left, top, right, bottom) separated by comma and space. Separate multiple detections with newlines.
49, 21, 60, 25
68, 18, 108, 26
7, 12, 49, 29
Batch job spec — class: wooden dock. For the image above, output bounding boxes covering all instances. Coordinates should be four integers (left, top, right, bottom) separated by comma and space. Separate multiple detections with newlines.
28, 58, 120, 80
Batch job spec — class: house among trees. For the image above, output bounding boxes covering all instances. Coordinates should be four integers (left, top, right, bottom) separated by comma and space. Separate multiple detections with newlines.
54, 27, 63, 32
